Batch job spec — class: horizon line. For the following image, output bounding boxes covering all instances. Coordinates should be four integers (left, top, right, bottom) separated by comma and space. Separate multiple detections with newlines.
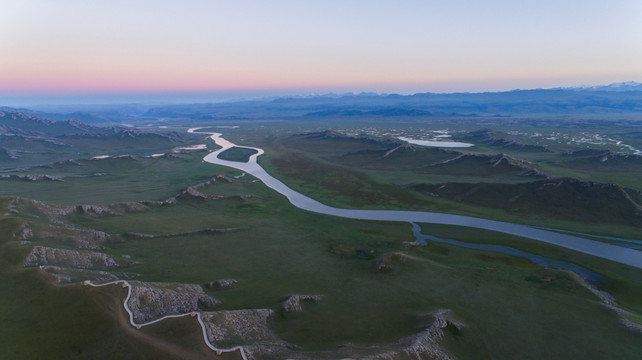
1, 80, 640, 107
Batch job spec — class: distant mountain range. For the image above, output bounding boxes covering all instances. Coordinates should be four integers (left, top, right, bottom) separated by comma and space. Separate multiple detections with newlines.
2, 81, 642, 122
556, 81, 642, 92
0, 110, 119, 137
143, 83, 642, 119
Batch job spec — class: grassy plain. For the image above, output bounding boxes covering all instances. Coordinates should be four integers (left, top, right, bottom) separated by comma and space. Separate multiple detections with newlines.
5, 168, 640, 359
224, 122, 642, 240
1, 120, 641, 359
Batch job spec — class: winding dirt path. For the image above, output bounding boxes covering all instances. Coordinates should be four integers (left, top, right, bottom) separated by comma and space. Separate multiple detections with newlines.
85, 280, 248, 360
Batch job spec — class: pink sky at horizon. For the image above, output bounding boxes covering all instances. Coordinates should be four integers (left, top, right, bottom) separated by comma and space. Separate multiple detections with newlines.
1, 1, 641, 102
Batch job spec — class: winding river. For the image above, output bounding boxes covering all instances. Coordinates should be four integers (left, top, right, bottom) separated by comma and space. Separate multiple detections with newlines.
189, 128, 642, 269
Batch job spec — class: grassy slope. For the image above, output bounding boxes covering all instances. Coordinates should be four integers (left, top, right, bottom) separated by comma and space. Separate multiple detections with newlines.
0, 216, 230, 360
259, 134, 641, 239
1, 124, 641, 359
0, 153, 219, 205
66, 178, 642, 359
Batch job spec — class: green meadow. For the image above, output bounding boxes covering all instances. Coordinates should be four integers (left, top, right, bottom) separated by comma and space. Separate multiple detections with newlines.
1, 120, 641, 359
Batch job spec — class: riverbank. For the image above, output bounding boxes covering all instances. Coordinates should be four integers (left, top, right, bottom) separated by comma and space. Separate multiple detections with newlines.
191, 128, 642, 269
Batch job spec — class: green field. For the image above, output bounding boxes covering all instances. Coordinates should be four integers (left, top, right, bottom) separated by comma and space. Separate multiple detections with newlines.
218, 147, 259, 162
1, 120, 641, 359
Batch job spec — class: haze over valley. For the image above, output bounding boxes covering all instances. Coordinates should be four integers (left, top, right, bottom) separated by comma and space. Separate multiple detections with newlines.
1, 1, 642, 359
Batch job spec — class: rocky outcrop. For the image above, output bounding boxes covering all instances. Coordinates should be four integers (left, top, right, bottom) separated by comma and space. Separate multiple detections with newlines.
40, 265, 121, 284
215, 174, 235, 183
140, 197, 177, 206
204, 279, 238, 290
278, 294, 323, 313
202, 309, 294, 360
76, 202, 150, 217
569, 272, 642, 335
126, 281, 220, 323
182, 186, 223, 200
0, 174, 63, 182
9, 197, 75, 220
374, 309, 461, 360
122, 232, 156, 239
178, 176, 227, 200
77, 204, 119, 216
383, 143, 416, 157
109, 202, 149, 213
35, 226, 111, 250
374, 252, 415, 272
123, 228, 237, 239
24, 246, 119, 270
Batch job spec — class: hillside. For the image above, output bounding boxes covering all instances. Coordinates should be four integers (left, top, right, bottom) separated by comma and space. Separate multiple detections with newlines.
0, 111, 192, 170
456, 129, 550, 152
409, 178, 642, 226
0, 110, 117, 137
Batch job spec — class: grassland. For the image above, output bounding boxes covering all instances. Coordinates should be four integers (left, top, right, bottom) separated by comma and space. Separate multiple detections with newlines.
217, 147, 259, 162
0, 152, 219, 205
0, 214, 236, 360
4, 167, 642, 359
1, 120, 641, 359
249, 126, 641, 240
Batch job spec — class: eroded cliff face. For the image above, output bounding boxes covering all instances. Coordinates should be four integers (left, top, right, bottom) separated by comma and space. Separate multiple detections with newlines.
126, 281, 220, 324
278, 294, 323, 313
24, 246, 119, 270
202, 309, 294, 359
199, 307, 461, 360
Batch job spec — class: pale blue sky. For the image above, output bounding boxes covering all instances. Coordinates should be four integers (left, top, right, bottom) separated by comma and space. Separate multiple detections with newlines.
1, 0, 641, 103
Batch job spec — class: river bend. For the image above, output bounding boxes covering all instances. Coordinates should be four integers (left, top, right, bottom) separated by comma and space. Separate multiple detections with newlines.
189, 128, 642, 269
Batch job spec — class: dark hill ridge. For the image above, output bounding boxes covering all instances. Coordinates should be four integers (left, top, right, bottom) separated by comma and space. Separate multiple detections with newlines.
281, 130, 548, 178
302, 129, 400, 146
281, 130, 401, 156
456, 129, 549, 152
409, 178, 642, 226
423, 153, 548, 178
336, 144, 460, 171
0, 110, 118, 137
0, 111, 184, 169
562, 149, 642, 172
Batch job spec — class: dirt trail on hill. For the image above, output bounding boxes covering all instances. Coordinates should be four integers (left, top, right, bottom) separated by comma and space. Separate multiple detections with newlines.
111, 296, 217, 360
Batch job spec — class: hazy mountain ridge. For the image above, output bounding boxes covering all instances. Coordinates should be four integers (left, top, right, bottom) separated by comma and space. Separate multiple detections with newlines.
0, 110, 118, 137
142, 86, 642, 119
0, 111, 185, 169
556, 81, 642, 92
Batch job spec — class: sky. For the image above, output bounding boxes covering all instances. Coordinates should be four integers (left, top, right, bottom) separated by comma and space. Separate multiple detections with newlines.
1, 0, 642, 104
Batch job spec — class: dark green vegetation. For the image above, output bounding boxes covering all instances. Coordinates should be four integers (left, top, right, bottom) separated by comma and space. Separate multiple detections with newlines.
1, 108, 641, 359
218, 147, 258, 162
0, 110, 206, 170
0, 153, 219, 205
261, 128, 641, 239
0, 204, 234, 360
3, 170, 642, 359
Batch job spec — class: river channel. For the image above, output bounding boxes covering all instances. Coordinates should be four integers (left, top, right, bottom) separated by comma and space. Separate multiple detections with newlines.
189, 128, 642, 269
